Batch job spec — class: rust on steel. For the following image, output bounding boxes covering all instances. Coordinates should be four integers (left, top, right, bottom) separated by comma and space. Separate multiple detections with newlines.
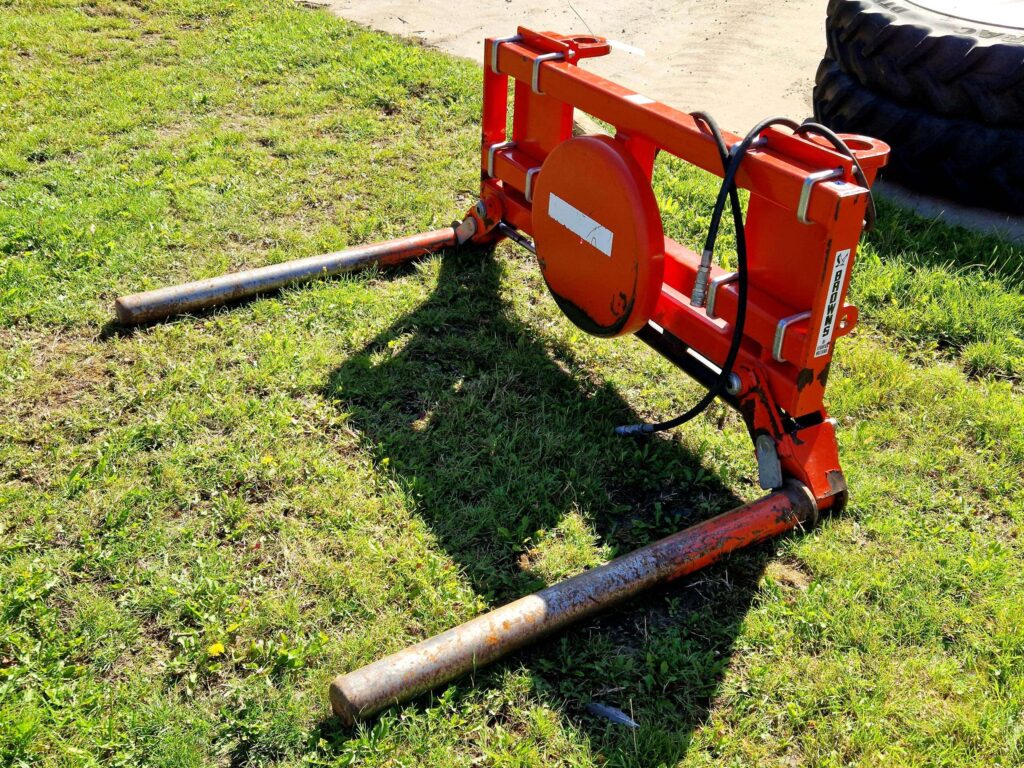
329, 481, 816, 726
113, 228, 458, 325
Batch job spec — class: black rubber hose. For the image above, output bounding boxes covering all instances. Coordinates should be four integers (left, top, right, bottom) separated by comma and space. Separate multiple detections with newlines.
615, 116, 799, 436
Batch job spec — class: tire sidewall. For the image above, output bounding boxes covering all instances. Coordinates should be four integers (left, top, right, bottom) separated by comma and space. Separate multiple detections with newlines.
831, 0, 1024, 46
813, 58, 1024, 213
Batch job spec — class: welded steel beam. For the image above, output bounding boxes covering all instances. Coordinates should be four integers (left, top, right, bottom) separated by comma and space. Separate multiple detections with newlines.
329, 481, 816, 726
114, 228, 458, 325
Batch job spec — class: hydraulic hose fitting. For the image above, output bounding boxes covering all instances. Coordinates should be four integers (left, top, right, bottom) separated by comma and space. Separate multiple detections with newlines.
613, 422, 655, 437
691, 250, 714, 308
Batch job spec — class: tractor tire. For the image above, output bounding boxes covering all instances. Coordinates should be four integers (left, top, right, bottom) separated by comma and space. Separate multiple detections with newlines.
825, 0, 1024, 126
813, 58, 1024, 214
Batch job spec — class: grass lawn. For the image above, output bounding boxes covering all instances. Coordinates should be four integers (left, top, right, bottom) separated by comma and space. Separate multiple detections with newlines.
2, 0, 1024, 765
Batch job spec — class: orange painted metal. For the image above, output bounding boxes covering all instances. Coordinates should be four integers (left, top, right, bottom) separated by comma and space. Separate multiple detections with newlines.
531, 135, 664, 336
472, 27, 890, 509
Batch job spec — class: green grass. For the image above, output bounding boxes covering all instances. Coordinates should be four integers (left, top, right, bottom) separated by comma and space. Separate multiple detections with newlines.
1, 1, 1023, 766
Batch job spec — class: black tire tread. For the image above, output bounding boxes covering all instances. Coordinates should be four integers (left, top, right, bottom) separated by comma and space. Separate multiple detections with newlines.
826, 0, 1024, 126
813, 58, 1024, 214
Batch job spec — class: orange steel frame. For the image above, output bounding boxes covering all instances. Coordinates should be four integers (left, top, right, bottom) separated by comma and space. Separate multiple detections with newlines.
464, 28, 889, 511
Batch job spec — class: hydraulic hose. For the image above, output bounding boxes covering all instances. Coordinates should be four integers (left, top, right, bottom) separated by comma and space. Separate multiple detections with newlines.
615, 116, 799, 436
690, 115, 799, 308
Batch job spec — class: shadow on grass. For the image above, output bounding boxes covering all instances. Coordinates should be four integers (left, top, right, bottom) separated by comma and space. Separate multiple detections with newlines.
316, 247, 797, 764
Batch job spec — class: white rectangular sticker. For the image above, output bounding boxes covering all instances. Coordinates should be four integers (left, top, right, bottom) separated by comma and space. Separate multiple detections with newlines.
624, 93, 655, 105
814, 248, 851, 357
548, 193, 614, 257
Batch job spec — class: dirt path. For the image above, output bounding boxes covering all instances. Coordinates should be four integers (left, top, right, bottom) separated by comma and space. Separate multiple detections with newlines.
325, 0, 826, 133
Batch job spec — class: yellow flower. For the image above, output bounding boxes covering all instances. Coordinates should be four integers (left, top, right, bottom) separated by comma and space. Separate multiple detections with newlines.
207, 642, 226, 657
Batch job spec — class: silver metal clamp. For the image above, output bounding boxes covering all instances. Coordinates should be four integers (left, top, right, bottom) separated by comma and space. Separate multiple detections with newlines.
797, 168, 843, 225
772, 310, 812, 363
524, 167, 541, 202
490, 34, 522, 75
487, 140, 515, 178
705, 271, 738, 320
532, 52, 566, 95
729, 135, 767, 154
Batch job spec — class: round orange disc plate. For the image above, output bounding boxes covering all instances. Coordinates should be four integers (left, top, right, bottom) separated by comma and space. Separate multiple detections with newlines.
532, 135, 664, 337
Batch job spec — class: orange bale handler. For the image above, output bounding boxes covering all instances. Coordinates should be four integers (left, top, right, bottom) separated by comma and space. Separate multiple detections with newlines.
115, 28, 888, 725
